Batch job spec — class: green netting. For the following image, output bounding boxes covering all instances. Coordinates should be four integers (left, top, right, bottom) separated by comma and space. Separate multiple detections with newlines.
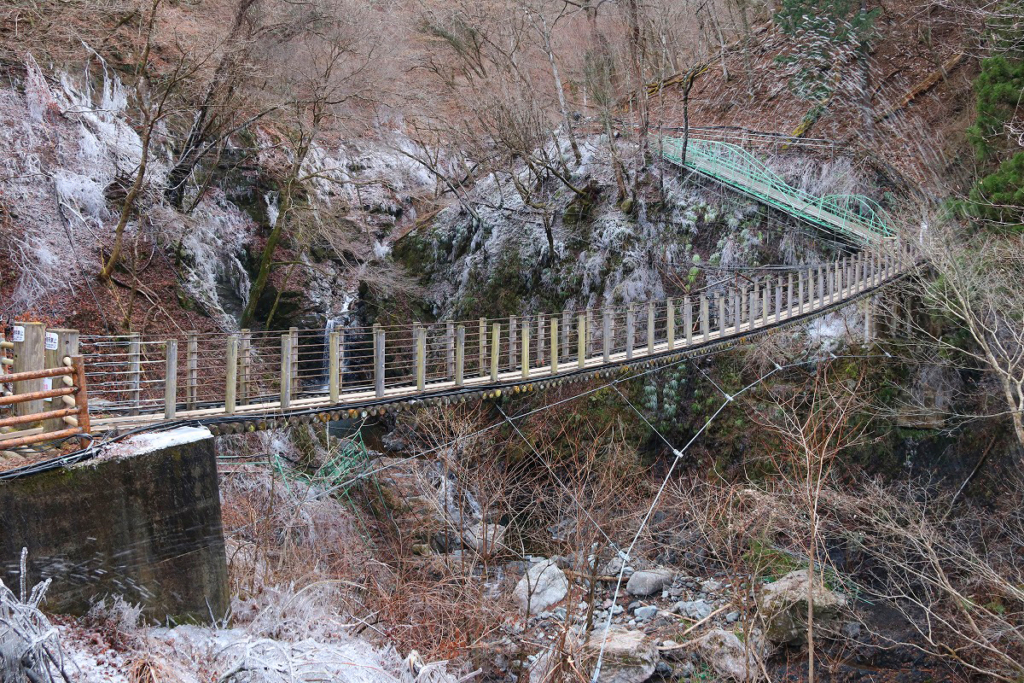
660, 137, 895, 242
271, 431, 371, 496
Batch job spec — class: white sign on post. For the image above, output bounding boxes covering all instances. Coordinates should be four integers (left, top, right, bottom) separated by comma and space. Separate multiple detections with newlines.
43, 377, 53, 401
45, 332, 59, 350
11, 326, 25, 343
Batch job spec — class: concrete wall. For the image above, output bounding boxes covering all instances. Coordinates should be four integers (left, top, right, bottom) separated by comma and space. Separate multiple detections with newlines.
0, 427, 229, 624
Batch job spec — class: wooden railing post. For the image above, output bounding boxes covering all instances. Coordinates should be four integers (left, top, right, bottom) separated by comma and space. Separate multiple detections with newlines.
281, 333, 292, 410
561, 310, 570, 362
549, 318, 558, 375
164, 340, 178, 420
329, 331, 341, 404
578, 314, 586, 368
521, 322, 530, 379
415, 323, 426, 391
128, 333, 141, 416
787, 273, 794, 315
818, 266, 825, 309
625, 306, 635, 360
289, 327, 299, 395
602, 308, 611, 363
667, 298, 675, 350
12, 322, 45, 421
509, 316, 517, 371
536, 314, 545, 367
225, 334, 238, 415
700, 294, 709, 341
491, 323, 500, 381
456, 325, 465, 387
373, 323, 385, 398
717, 294, 726, 335
240, 329, 251, 405
762, 284, 770, 326
647, 302, 655, 355
798, 271, 805, 314
775, 277, 782, 323
586, 310, 594, 356
731, 289, 740, 331
479, 318, 487, 375
445, 321, 455, 379
683, 296, 692, 346
187, 331, 198, 409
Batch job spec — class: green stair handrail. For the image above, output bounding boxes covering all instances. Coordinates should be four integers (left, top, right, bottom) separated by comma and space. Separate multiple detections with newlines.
659, 137, 894, 241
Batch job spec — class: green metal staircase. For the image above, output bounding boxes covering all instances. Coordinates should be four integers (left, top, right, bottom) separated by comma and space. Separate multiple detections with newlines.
660, 136, 894, 243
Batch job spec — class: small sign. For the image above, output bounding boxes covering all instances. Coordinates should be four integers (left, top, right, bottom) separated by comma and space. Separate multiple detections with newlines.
43, 377, 52, 401
11, 326, 24, 343
45, 332, 59, 350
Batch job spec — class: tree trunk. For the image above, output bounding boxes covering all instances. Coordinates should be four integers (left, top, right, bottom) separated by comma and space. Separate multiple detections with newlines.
241, 186, 291, 328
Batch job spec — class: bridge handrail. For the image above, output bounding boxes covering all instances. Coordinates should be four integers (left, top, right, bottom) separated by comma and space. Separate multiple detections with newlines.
45, 246, 917, 431
659, 137, 895, 240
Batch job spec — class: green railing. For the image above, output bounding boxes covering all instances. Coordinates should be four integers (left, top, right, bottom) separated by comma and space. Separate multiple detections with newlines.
660, 137, 895, 242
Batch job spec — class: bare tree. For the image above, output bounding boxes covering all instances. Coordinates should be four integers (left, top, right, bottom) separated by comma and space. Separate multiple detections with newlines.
753, 362, 867, 683
240, 2, 380, 327
907, 226, 1024, 452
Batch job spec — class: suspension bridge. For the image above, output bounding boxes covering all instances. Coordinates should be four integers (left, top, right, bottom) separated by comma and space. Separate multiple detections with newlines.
1, 136, 908, 465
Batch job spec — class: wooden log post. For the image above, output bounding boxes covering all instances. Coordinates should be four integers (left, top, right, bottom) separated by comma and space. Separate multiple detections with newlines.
225, 334, 239, 415
456, 325, 466, 387
12, 322, 46, 421
577, 314, 586, 369
373, 324, 385, 398
187, 331, 198, 410
667, 298, 675, 350
717, 295, 726, 335
164, 340, 178, 420
71, 356, 90, 447
549, 318, 558, 375
787, 273, 794, 315
281, 333, 293, 410
491, 323, 500, 381
838, 258, 845, 299
625, 306, 635, 360
240, 329, 251, 405
44, 328, 79, 433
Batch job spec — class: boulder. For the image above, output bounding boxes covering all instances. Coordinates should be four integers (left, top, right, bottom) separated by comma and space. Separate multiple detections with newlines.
757, 570, 846, 644
584, 626, 658, 683
674, 599, 713, 621
695, 629, 758, 682
625, 568, 674, 596
515, 559, 569, 615
462, 522, 506, 555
